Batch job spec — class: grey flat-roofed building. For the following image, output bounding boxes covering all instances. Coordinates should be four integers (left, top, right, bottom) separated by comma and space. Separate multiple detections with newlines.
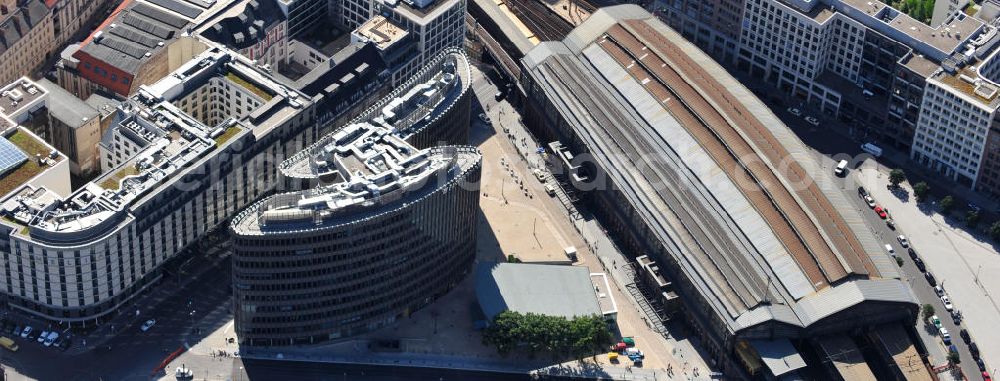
475, 263, 603, 320
520, 5, 919, 377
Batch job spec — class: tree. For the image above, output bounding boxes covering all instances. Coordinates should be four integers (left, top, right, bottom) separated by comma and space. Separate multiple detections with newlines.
895, 256, 904, 267
922, 304, 935, 321
506, 255, 521, 263
948, 350, 961, 365
989, 221, 1000, 241
940, 195, 955, 213
889, 169, 906, 187
482, 311, 612, 357
913, 182, 930, 202
967, 210, 981, 227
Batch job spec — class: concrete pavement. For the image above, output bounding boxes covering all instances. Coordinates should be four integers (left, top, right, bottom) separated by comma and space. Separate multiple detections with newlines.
857, 166, 999, 377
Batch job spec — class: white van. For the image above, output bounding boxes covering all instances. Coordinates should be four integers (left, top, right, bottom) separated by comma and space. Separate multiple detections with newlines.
861, 143, 883, 157
834, 160, 848, 176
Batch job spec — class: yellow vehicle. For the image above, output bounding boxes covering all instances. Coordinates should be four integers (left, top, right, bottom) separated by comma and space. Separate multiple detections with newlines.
0, 336, 19, 352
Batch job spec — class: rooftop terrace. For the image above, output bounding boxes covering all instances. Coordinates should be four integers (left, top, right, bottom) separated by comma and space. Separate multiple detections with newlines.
2, 47, 310, 244
352, 16, 409, 51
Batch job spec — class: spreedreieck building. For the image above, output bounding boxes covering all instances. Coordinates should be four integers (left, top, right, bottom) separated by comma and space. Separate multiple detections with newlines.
521, 6, 920, 379
229, 50, 480, 346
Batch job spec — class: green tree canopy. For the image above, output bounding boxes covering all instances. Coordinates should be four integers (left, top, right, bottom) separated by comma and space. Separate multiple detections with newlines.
889, 169, 906, 187
913, 182, 930, 202
940, 195, 955, 212
482, 311, 612, 357
922, 304, 935, 320
989, 221, 1000, 241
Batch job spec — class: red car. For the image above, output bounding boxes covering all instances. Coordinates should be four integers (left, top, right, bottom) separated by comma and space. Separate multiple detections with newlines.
874, 206, 887, 219
984, 371, 992, 381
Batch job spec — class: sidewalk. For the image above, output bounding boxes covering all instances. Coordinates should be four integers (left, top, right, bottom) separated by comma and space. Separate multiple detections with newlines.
482, 73, 713, 377
240, 344, 672, 381
60, 245, 231, 355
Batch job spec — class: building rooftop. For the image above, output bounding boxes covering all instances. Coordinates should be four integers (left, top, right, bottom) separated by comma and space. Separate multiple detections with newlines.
76, 0, 241, 75
0, 78, 47, 119
352, 15, 409, 51
197, 0, 284, 50
36, 79, 99, 129
475, 263, 605, 320
85, 92, 123, 119
0, 127, 64, 198
523, 5, 915, 335
901, 53, 941, 77
3, 47, 310, 244
234, 50, 477, 235
0, 0, 50, 56
782, 0, 990, 60
394, 0, 461, 25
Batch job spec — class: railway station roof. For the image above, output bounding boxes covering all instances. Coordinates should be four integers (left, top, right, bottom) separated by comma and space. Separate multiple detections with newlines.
522, 5, 916, 336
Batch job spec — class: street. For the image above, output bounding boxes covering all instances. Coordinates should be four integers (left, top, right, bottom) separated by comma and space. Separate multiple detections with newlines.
773, 103, 989, 378
1, 252, 233, 381
236, 359, 534, 381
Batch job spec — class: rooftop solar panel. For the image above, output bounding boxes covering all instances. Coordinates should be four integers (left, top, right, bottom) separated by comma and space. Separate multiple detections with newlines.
131, 3, 189, 28
0, 137, 29, 176
102, 37, 149, 58
122, 13, 175, 40
108, 27, 160, 48
145, 0, 202, 19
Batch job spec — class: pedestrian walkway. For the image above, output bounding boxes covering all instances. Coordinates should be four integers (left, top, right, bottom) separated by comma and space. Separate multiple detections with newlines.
59, 245, 231, 355
240, 344, 670, 381
476, 68, 712, 376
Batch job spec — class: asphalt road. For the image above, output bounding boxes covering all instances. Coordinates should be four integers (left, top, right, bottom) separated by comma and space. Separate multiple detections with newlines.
1, 253, 233, 381
770, 103, 987, 379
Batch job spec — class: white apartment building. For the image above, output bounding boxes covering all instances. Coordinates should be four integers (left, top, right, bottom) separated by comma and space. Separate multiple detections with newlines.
0, 48, 323, 323
339, 0, 466, 81
911, 48, 1000, 189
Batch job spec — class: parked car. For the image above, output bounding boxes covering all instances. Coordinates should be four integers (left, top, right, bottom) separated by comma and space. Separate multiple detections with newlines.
913, 257, 926, 272
12, 325, 21, 337
884, 244, 895, 255
941, 328, 952, 344
949, 344, 960, 357
970, 342, 980, 358
36, 330, 48, 343
43, 331, 58, 347
935, 285, 945, 296
897, 235, 909, 248
26, 329, 39, 341
835, 160, 849, 176
787, 107, 801, 116
941, 295, 954, 311
875, 207, 887, 219
908, 248, 918, 260
19, 326, 31, 339
858, 186, 869, 197
952, 309, 963, 325
805, 116, 820, 126
978, 358, 987, 371
864, 195, 876, 208
930, 315, 943, 330
982, 371, 991, 381
141, 319, 156, 332
926, 272, 938, 286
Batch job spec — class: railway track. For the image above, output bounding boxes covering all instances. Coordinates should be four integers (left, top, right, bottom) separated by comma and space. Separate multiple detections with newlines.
595, 22, 880, 289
